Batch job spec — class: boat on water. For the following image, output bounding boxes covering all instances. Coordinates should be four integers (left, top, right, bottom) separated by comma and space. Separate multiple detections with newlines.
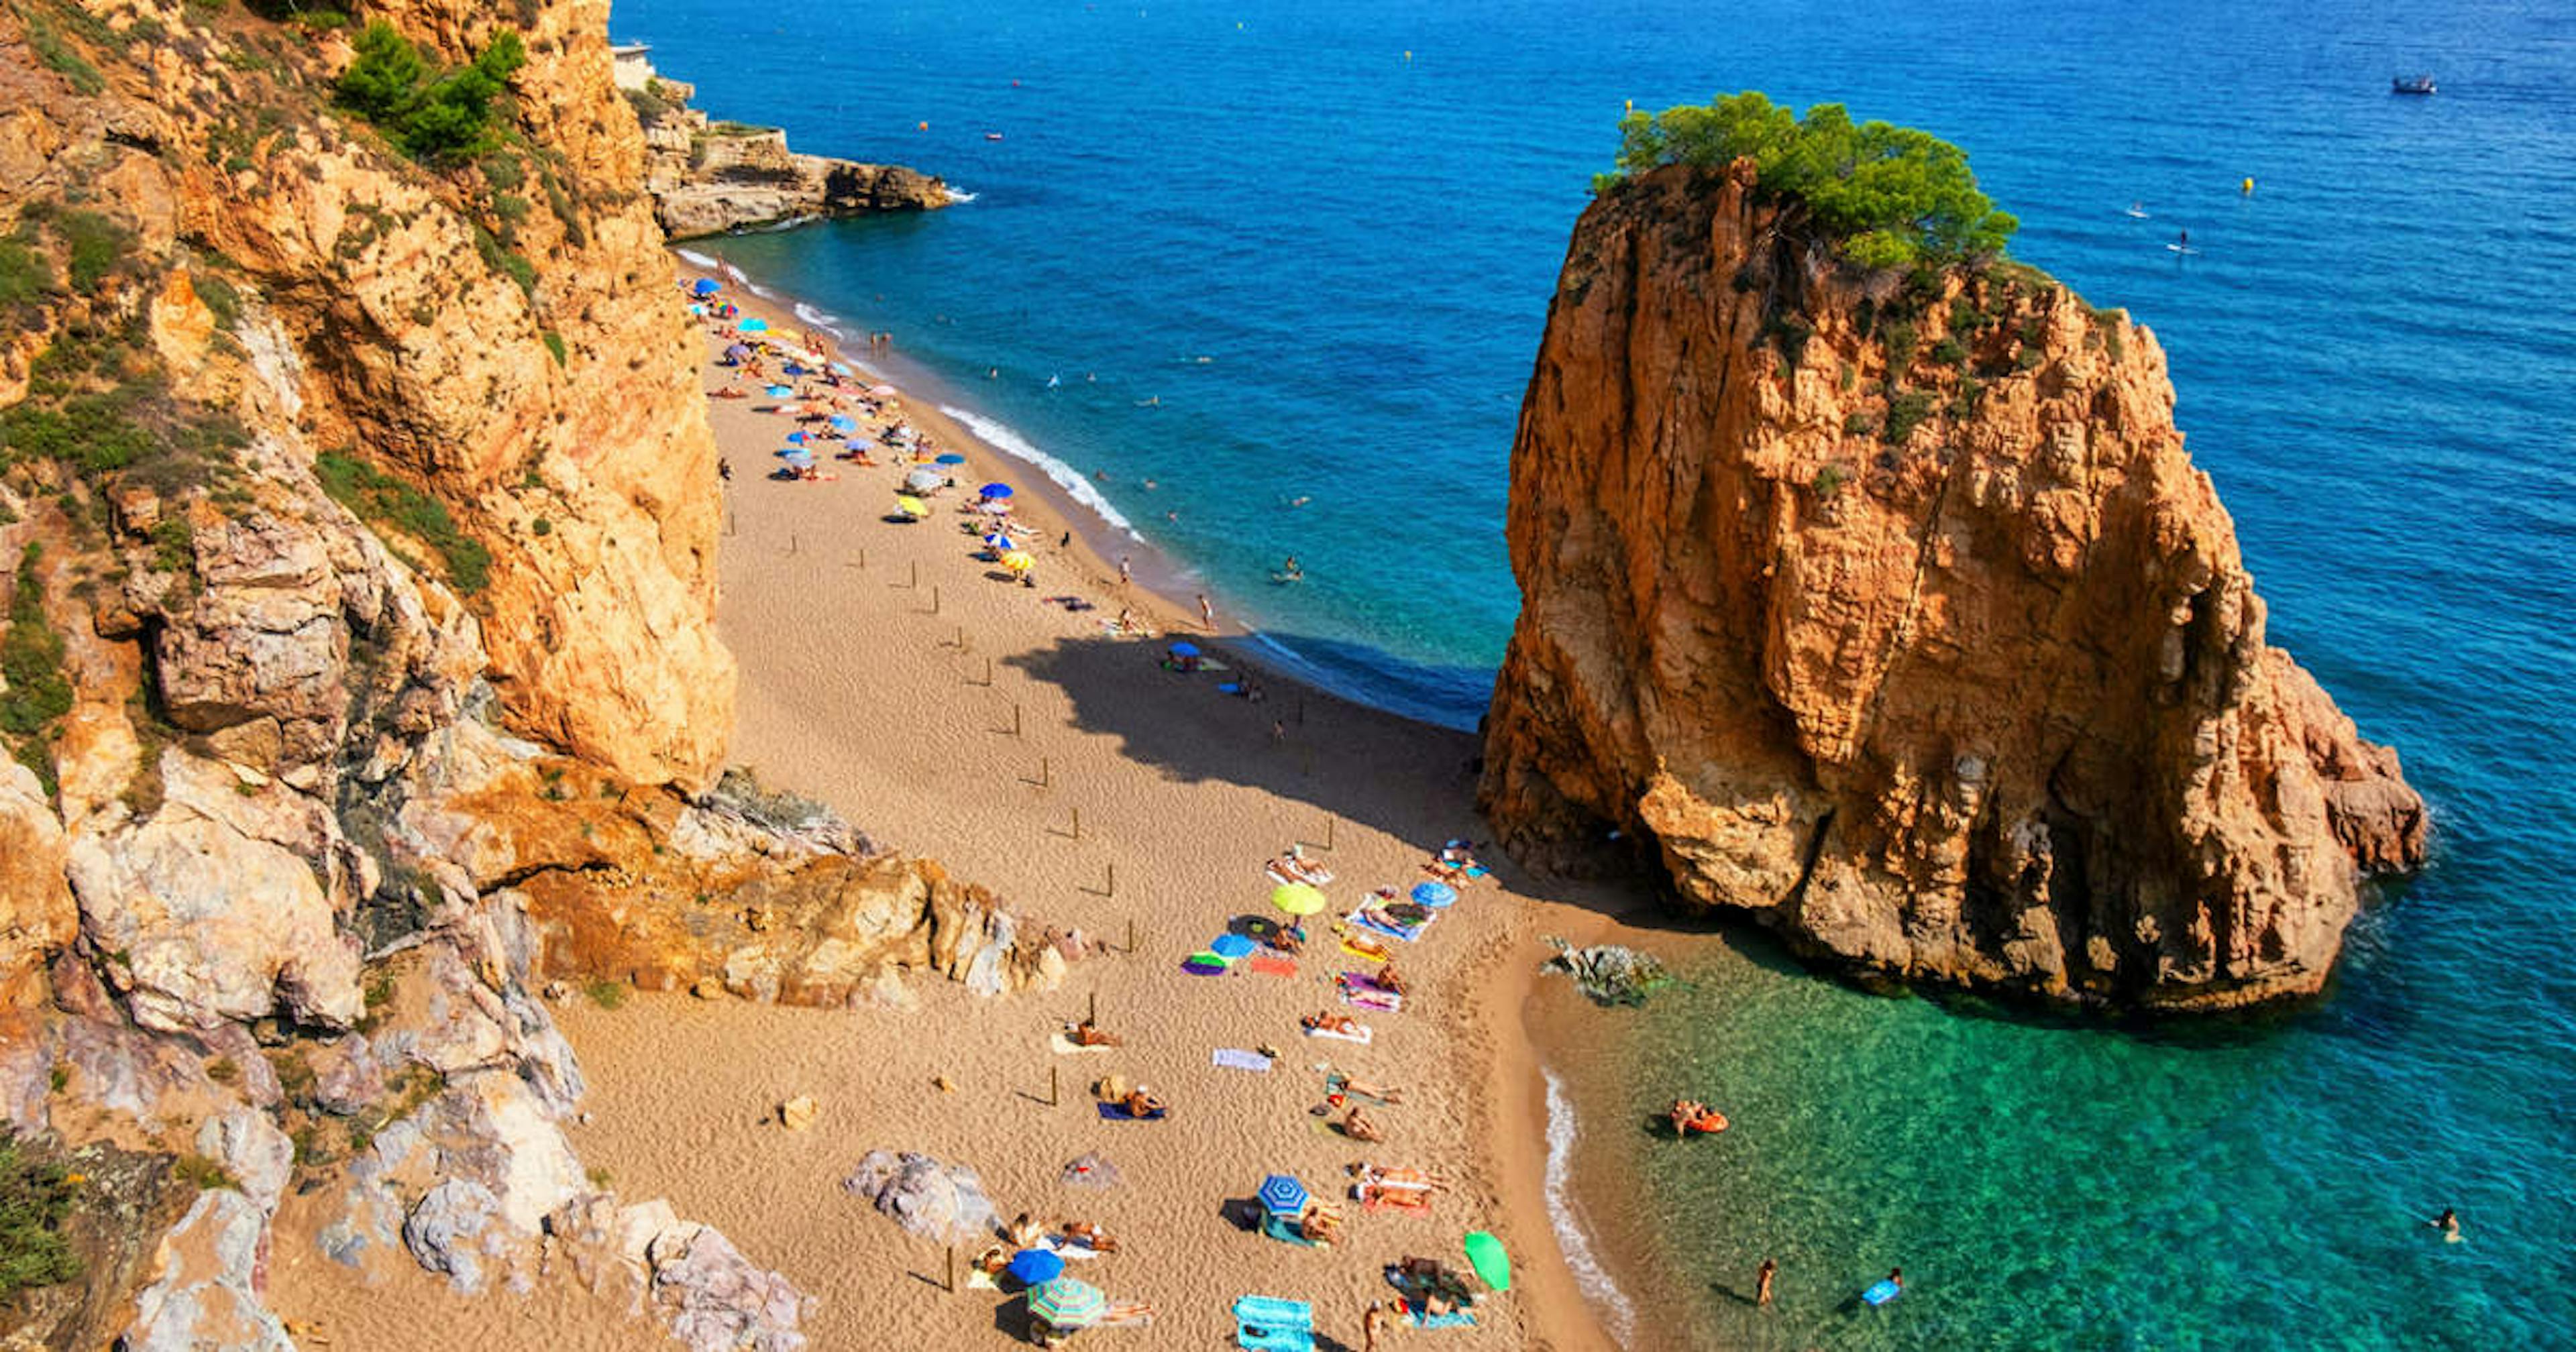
2392, 74, 2436, 95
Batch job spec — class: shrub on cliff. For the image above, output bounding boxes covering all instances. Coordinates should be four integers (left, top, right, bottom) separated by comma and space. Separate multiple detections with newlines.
1602, 91, 2017, 268
336, 22, 527, 166
0, 1129, 80, 1299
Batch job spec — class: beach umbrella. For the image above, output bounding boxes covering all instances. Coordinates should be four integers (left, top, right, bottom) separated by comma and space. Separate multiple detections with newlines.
722, 343, 751, 363
895, 495, 929, 518
786, 431, 810, 445
934, 453, 968, 465
830, 362, 855, 376
1411, 881, 1458, 909
983, 532, 1016, 551
1256, 1174, 1309, 1216
692, 278, 721, 296
979, 482, 1015, 499
1002, 551, 1035, 575
1004, 1249, 1065, 1285
765, 384, 794, 398
1182, 952, 1228, 975
1026, 1277, 1105, 1330
1209, 933, 1255, 961
870, 384, 898, 396
781, 450, 814, 465
739, 317, 770, 333
1463, 1232, 1512, 1291
904, 467, 947, 492
828, 414, 858, 432
1167, 641, 1201, 659
782, 363, 809, 376
1271, 883, 1327, 917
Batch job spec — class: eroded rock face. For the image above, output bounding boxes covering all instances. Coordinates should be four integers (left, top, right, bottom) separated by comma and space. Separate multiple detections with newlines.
632, 78, 947, 238
1479, 162, 2425, 1010
121, 1190, 295, 1352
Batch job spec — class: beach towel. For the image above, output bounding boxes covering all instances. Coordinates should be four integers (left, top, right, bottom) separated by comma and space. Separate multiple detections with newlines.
1340, 987, 1403, 1014
967, 1270, 999, 1291
1050, 1033, 1116, 1056
1304, 1023, 1373, 1046
1338, 937, 1390, 964
1265, 864, 1337, 889
1326, 1076, 1402, 1106
1362, 1190, 1433, 1215
1350, 909, 1434, 944
1036, 1237, 1103, 1261
1212, 1048, 1274, 1072
1244, 954, 1298, 978
1409, 1308, 1476, 1329
1097, 1102, 1169, 1121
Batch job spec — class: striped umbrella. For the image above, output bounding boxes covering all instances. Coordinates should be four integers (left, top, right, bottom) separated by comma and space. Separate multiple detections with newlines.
1026, 1276, 1105, 1329
1256, 1173, 1309, 1216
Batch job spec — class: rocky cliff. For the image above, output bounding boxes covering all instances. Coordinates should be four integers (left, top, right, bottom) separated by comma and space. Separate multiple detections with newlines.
626, 72, 947, 239
1479, 161, 2426, 1011
0, 2, 1063, 1345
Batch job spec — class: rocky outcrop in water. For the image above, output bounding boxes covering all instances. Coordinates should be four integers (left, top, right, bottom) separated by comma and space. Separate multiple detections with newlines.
0, 2, 1057, 1345
625, 66, 947, 238
1479, 161, 2426, 1011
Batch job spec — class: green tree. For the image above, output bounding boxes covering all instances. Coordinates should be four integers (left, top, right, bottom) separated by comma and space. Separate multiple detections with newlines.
1605, 91, 2017, 268
335, 24, 525, 166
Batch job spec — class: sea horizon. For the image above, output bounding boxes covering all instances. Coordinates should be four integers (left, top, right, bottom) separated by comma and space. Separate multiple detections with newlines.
621, 0, 2576, 1343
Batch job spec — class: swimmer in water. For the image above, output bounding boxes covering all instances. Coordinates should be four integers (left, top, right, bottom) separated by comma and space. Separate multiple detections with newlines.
1136, 396, 1160, 407
1287, 496, 1311, 508
1142, 479, 1158, 490
2432, 1208, 2463, 1243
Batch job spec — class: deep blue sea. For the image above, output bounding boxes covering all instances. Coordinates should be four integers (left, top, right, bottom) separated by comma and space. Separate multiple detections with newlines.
616, 0, 2576, 1344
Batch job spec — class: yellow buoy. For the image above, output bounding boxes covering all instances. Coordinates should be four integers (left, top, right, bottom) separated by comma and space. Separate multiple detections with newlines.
1403, 50, 1412, 61
917, 121, 928, 131
2241, 176, 2255, 194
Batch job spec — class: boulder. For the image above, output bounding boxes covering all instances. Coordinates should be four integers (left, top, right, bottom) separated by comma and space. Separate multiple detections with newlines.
121, 1189, 293, 1352
647, 1223, 813, 1352
840, 1149, 996, 1244
402, 1178, 512, 1294
0, 763, 74, 1011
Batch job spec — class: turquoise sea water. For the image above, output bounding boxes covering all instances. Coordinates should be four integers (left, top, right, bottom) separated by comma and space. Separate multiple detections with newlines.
619, 0, 2575, 1343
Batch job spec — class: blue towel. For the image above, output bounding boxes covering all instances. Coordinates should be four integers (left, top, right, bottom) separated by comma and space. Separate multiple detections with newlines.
1409, 1308, 1477, 1329
1097, 1102, 1167, 1121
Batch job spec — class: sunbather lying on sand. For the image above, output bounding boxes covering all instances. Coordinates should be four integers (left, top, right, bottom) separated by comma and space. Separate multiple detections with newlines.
1342, 1106, 1385, 1142
1375, 964, 1410, 996
1058, 1220, 1121, 1253
1333, 1074, 1405, 1104
1357, 1183, 1432, 1211
1299, 1207, 1345, 1244
1350, 1163, 1448, 1190
973, 1243, 1012, 1275
1303, 1012, 1363, 1035
1007, 1213, 1045, 1248
1099, 1301, 1156, 1328
1066, 1018, 1121, 1048
1123, 1087, 1168, 1118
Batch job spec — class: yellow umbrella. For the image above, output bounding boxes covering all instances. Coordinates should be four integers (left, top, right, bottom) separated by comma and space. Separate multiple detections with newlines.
1001, 550, 1035, 574
1271, 883, 1326, 916
896, 495, 929, 518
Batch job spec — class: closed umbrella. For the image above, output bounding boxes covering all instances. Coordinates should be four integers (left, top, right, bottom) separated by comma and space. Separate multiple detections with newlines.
1026, 1277, 1105, 1331
1004, 1249, 1064, 1285
979, 482, 1015, 499
1256, 1174, 1309, 1216
1411, 881, 1458, 909
1271, 883, 1326, 917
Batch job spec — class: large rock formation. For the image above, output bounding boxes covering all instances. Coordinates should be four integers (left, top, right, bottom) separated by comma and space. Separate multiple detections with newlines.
0, 2, 1057, 1345
1480, 161, 2425, 1010
625, 68, 947, 238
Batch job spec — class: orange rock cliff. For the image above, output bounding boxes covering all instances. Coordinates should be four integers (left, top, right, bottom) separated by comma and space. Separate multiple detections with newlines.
0, 3, 1069, 1344
1479, 161, 2426, 1011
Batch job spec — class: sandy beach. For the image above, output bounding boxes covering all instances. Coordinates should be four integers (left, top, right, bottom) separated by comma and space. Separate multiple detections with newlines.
270, 257, 1662, 1351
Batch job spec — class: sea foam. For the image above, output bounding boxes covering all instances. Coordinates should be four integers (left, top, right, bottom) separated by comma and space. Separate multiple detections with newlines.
793, 302, 845, 338
1544, 1067, 1638, 1345
675, 247, 720, 269
936, 404, 1140, 540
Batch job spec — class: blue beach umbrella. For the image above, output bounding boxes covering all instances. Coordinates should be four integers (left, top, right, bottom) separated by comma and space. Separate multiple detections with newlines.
1256, 1174, 1309, 1216
692, 278, 721, 296
765, 384, 794, 398
1210, 934, 1255, 960
781, 451, 814, 467
1004, 1249, 1064, 1285
979, 482, 1014, 499
830, 362, 854, 376
1411, 881, 1458, 909
786, 431, 810, 444
828, 414, 858, 432
783, 363, 810, 376
1167, 641, 1201, 659
739, 317, 769, 333
934, 453, 968, 465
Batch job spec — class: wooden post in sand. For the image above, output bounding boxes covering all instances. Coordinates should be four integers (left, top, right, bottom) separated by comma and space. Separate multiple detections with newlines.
909, 560, 919, 589
1326, 816, 1336, 851
857, 547, 865, 570
1071, 806, 1082, 840
1125, 917, 1137, 954
1039, 755, 1049, 787
1012, 703, 1023, 738
930, 585, 941, 616
1049, 1066, 1061, 1107
790, 533, 800, 555
1105, 860, 1115, 896
945, 1246, 956, 1293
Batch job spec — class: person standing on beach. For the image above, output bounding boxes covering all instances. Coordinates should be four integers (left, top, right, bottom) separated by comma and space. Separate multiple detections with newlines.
1198, 592, 1214, 631
1756, 1256, 1776, 1308
1119, 555, 1132, 587
1362, 1300, 1393, 1351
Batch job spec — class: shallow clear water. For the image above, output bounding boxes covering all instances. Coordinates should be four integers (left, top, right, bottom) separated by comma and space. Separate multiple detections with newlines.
619, 0, 2576, 1343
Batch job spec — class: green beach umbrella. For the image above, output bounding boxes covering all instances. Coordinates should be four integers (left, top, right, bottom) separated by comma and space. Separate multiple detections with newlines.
1271, 882, 1326, 917
1463, 1231, 1511, 1291
1026, 1276, 1106, 1329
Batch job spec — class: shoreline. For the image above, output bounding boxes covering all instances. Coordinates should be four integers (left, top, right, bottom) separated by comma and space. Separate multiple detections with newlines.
651, 248, 1638, 1350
